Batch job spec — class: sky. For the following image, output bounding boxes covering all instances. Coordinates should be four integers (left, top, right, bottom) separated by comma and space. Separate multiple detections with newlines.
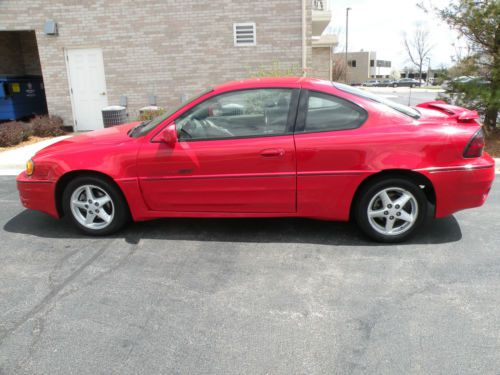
325, 0, 465, 70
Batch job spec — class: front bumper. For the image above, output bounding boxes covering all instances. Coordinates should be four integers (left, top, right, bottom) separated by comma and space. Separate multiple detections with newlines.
16, 172, 59, 218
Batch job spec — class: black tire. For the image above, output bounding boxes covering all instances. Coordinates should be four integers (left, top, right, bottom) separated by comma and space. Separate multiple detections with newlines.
410, 84, 415, 88
393, 83, 397, 88
62, 175, 130, 235
354, 178, 427, 243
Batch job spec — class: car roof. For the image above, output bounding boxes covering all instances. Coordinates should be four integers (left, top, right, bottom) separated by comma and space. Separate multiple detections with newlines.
213, 76, 328, 91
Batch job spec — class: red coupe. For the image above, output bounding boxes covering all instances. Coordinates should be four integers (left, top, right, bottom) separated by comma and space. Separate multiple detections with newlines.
17, 78, 495, 242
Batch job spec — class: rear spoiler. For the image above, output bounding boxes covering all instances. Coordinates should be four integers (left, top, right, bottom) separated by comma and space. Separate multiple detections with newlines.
416, 101, 480, 123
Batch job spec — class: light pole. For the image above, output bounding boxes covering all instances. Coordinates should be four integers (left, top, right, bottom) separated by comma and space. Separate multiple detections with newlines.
345, 7, 351, 84
426, 57, 431, 86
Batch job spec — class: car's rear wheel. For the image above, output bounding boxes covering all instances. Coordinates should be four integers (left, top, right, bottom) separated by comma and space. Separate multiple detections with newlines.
63, 176, 129, 235
354, 178, 427, 243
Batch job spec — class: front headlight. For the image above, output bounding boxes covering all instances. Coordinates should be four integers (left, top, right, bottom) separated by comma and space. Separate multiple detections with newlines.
26, 159, 35, 176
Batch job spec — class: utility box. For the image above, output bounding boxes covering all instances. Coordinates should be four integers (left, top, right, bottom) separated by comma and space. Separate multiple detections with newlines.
0, 76, 48, 121
101, 106, 127, 127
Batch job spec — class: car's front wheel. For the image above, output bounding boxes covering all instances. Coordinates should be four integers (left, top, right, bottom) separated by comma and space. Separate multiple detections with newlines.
354, 178, 427, 242
63, 176, 129, 235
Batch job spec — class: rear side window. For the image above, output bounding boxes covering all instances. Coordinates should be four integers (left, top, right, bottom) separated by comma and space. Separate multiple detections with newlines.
298, 91, 367, 133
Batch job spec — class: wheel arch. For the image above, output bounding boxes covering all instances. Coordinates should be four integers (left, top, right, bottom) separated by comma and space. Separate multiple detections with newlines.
55, 170, 130, 218
349, 169, 436, 220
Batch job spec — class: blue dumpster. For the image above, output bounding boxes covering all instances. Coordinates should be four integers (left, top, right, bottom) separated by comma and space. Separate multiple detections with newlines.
0, 75, 48, 121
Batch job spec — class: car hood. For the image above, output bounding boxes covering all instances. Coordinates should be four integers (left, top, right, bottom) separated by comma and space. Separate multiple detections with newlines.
34, 122, 140, 158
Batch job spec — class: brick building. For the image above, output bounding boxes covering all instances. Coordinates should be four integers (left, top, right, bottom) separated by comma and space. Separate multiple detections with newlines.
0, 0, 335, 131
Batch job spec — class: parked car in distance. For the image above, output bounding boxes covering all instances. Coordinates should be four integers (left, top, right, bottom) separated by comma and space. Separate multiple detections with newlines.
392, 78, 421, 88
17, 77, 495, 243
362, 80, 380, 87
442, 76, 490, 92
376, 79, 394, 87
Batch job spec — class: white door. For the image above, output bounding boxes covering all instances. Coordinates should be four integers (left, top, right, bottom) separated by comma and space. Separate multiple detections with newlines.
66, 48, 108, 131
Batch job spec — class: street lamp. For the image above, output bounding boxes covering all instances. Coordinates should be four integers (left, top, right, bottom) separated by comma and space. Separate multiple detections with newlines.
426, 57, 431, 86
345, 7, 351, 84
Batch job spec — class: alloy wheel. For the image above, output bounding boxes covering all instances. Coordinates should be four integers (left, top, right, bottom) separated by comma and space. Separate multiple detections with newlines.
367, 187, 418, 236
70, 184, 115, 230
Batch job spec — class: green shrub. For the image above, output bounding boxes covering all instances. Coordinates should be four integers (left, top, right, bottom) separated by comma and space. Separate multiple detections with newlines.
0, 122, 26, 147
31, 115, 66, 137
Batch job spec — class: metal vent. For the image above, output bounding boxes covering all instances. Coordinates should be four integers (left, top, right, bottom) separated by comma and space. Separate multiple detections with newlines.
233, 23, 256, 46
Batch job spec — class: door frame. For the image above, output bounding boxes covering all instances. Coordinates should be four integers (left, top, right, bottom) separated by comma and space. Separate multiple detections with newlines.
64, 47, 108, 131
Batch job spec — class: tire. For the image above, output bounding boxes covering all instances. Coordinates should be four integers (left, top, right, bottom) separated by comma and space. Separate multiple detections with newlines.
62, 176, 129, 235
354, 178, 427, 243
393, 83, 397, 88
410, 84, 415, 88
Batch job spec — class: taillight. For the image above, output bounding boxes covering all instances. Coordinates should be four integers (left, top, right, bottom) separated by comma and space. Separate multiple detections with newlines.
463, 128, 485, 158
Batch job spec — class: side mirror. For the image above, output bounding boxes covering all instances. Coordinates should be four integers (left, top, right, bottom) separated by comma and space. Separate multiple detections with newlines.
162, 123, 178, 147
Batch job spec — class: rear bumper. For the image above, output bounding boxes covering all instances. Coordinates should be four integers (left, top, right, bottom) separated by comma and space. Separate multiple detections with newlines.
16, 172, 59, 218
421, 156, 495, 218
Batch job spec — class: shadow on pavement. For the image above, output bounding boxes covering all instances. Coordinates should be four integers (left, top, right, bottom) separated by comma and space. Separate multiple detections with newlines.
3, 209, 462, 246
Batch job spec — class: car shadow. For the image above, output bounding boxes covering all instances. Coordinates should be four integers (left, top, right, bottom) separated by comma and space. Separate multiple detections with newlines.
3, 209, 462, 246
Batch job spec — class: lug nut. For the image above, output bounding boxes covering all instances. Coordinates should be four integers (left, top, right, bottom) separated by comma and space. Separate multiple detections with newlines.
95, 202, 99, 206
396, 212, 401, 216
389, 216, 394, 220
387, 204, 392, 209
88, 200, 92, 204
384, 211, 389, 215
96, 209, 100, 213
85, 204, 88, 208
395, 204, 400, 209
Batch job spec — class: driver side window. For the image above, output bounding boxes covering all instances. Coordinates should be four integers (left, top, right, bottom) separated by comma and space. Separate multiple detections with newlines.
176, 88, 293, 140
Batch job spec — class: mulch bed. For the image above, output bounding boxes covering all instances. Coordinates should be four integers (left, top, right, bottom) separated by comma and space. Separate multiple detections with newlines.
485, 130, 500, 158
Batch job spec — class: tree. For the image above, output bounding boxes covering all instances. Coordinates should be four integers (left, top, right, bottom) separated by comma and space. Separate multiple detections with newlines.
403, 27, 433, 82
420, 0, 500, 132
331, 56, 347, 82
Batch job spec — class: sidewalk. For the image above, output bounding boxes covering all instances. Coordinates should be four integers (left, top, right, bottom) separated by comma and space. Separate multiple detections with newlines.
0, 135, 71, 175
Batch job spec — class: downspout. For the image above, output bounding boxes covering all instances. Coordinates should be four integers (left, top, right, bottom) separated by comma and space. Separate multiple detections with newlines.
302, 0, 307, 76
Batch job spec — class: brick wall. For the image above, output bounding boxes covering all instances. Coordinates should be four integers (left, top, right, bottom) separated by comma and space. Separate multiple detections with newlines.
311, 46, 331, 80
0, 0, 312, 127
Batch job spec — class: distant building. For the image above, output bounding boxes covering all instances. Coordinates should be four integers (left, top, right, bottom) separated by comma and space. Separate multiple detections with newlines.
333, 51, 393, 85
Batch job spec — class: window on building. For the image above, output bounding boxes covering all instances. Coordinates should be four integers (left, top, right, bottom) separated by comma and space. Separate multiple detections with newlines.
348, 60, 357, 68
176, 88, 293, 140
297, 91, 367, 133
370, 60, 374, 67
233, 23, 256, 46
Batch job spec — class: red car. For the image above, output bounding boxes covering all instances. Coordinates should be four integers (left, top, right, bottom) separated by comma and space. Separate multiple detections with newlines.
17, 78, 495, 242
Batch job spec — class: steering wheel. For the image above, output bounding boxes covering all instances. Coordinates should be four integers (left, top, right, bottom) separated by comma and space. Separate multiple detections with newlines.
203, 118, 234, 137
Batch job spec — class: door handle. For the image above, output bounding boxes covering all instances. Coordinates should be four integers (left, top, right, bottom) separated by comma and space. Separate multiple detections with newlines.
260, 148, 285, 157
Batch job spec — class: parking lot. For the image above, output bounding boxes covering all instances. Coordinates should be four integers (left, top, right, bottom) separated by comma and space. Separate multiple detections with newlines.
363, 86, 444, 107
1, 175, 499, 374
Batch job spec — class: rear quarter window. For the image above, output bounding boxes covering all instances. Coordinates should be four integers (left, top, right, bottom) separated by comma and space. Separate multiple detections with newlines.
297, 91, 367, 133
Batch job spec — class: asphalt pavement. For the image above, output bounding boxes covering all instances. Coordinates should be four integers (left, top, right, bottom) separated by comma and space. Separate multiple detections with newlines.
1, 176, 499, 374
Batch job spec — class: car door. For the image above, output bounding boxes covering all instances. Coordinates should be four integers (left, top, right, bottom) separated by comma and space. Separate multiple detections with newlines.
137, 88, 299, 213
293, 89, 369, 220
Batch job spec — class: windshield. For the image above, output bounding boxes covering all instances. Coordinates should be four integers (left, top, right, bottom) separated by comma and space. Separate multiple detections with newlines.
333, 82, 420, 119
129, 88, 213, 137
